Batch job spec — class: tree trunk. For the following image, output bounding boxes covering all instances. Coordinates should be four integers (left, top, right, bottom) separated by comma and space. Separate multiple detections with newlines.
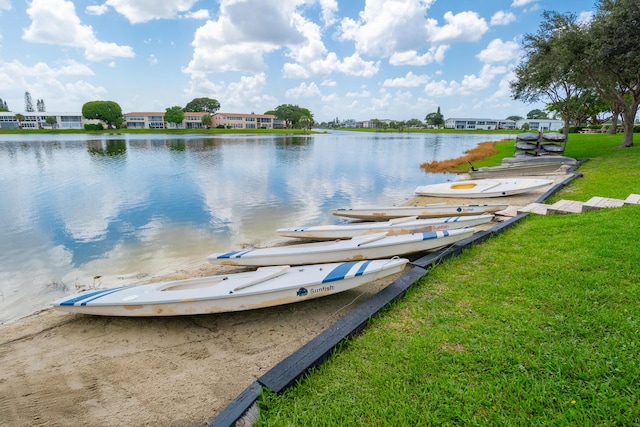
608, 113, 619, 134
620, 105, 637, 147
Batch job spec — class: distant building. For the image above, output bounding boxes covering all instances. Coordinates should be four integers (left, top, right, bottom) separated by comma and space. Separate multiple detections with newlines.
444, 118, 516, 130
123, 111, 285, 129
0, 112, 97, 129
515, 118, 564, 131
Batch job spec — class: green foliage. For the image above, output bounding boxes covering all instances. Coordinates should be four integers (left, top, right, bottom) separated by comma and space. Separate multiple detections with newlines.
201, 113, 212, 129
526, 108, 548, 119
271, 104, 314, 128
81, 101, 123, 128
45, 116, 57, 128
164, 106, 185, 127
425, 109, 444, 127
183, 97, 220, 113
83, 123, 103, 131
506, 115, 523, 121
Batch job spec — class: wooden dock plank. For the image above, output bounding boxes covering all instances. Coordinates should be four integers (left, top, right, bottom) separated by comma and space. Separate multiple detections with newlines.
583, 196, 626, 212
546, 199, 585, 214
517, 203, 548, 215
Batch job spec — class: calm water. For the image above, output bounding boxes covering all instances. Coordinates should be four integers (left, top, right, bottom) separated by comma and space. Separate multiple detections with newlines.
0, 131, 506, 323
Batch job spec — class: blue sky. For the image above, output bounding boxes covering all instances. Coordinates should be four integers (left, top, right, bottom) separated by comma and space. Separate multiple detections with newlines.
0, 0, 595, 123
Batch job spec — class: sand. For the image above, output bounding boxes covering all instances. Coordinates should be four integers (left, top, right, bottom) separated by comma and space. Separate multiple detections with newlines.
0, 171, 574, 427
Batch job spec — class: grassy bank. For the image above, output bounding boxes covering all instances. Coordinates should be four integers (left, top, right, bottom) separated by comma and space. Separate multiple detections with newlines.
255, 134, 640, 425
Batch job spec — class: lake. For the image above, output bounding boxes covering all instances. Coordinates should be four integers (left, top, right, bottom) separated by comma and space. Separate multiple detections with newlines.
0, 131, 507, 323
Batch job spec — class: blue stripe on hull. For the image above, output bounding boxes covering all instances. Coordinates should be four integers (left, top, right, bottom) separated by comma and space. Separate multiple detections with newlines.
216, 250, 252, 259
59, 287, 128, 306
322, 261, 360, 283
355, 260, 372, 277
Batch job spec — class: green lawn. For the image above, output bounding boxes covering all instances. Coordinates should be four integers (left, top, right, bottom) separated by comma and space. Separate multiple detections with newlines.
255, 133, 640, 426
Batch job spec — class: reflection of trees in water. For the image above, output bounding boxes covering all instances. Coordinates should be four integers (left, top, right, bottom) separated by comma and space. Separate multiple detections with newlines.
87, 139, 127, 156
166, 139, 186, 152
275, 136, 313, 148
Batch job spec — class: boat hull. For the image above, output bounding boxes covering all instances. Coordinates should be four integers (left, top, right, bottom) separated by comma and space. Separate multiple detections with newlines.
277, 214, 492, 240
332, 204, 507, 221
51, 259, 408, 316
468, 163, 562, 179
415, 178, 553, 198
207, 228, 475, 266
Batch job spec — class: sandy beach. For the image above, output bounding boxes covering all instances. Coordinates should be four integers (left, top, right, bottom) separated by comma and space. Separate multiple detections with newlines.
0, 171, 574, 426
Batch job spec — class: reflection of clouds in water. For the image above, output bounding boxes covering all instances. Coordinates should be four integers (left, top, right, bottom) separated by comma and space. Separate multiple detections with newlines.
0, 132, 507, 323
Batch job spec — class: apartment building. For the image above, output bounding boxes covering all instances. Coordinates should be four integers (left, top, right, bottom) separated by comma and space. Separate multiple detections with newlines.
0, 112, 91, 129
123, 112, 284, 129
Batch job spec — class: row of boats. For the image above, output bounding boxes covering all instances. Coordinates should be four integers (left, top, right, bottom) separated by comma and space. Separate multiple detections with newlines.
52, 167, 565, 317
51, 200, 513, 317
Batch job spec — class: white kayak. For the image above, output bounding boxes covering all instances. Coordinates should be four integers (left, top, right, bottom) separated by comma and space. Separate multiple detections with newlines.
276, 214, 493, 241
415, 178, 553, 198
207, 228, 475, 266
468, 163, 563, 179
332, 204, 507, 221
50, 258, 408, 316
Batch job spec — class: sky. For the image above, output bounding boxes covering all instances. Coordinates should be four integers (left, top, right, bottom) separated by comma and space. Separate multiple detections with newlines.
0, 0, 596, 123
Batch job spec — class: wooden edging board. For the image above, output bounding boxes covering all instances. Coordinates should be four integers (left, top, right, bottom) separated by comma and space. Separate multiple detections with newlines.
208, 169, 583, 427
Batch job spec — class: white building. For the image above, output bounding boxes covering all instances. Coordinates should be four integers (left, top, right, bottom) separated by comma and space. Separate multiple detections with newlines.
444, 118, 516, 130
0, 112, 95, 129
515, 119, 564, 131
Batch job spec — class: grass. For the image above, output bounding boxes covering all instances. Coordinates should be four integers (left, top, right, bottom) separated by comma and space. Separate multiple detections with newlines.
255, 133, 640, 426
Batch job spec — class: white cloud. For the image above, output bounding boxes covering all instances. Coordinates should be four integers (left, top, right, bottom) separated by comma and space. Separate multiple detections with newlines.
285, 82, 322, 99
184, 73, 278, 113
184, 9, 210, 20
85, 4, 108, 16
148, 54, 158, 65
389, 45, 448, 66
339, 0, 437, 57
383, 71, 430, 88
511, 0, 537, 7
476, 39, 520, 64
423, 64, 507, 97
490, 10, 516, 26
318, 0, 338, 26
23, 0, 134, 62
0, 59, 106, 110
321, 79, 336, 87
577, 11, 594, 25
184, 0, 307, 75
104, 0, 200, 24
425, 11, 488, 44
0, 0, 12, 12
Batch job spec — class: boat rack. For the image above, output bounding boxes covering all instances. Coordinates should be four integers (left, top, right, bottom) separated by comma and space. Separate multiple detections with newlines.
514, 131, 567, 157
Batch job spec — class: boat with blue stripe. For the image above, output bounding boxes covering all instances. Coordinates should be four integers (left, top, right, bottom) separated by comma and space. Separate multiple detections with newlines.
207, 228, 475, 267
50, 258, 408, 317
276, 214, 492, 241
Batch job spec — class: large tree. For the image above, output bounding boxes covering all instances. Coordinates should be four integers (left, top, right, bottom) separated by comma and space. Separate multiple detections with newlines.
184, 97, 220, 113
270, 104, 313, 128
164, 106, 185, 128
82, 101, 124, 128
425, 106, 444, 128
511, 11, 591, 138
579, 0, 640, 147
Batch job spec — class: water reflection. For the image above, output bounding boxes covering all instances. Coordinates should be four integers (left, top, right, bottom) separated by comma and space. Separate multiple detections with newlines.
0, 132, 506, 323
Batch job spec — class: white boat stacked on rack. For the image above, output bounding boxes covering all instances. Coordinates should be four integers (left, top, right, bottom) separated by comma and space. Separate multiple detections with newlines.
415, 178, 553, 198
51, 258, 409, 316
207, 228, 475, 266
468, 162, 564, 179
276, 214, 492, 240
332, 204, 507, 221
